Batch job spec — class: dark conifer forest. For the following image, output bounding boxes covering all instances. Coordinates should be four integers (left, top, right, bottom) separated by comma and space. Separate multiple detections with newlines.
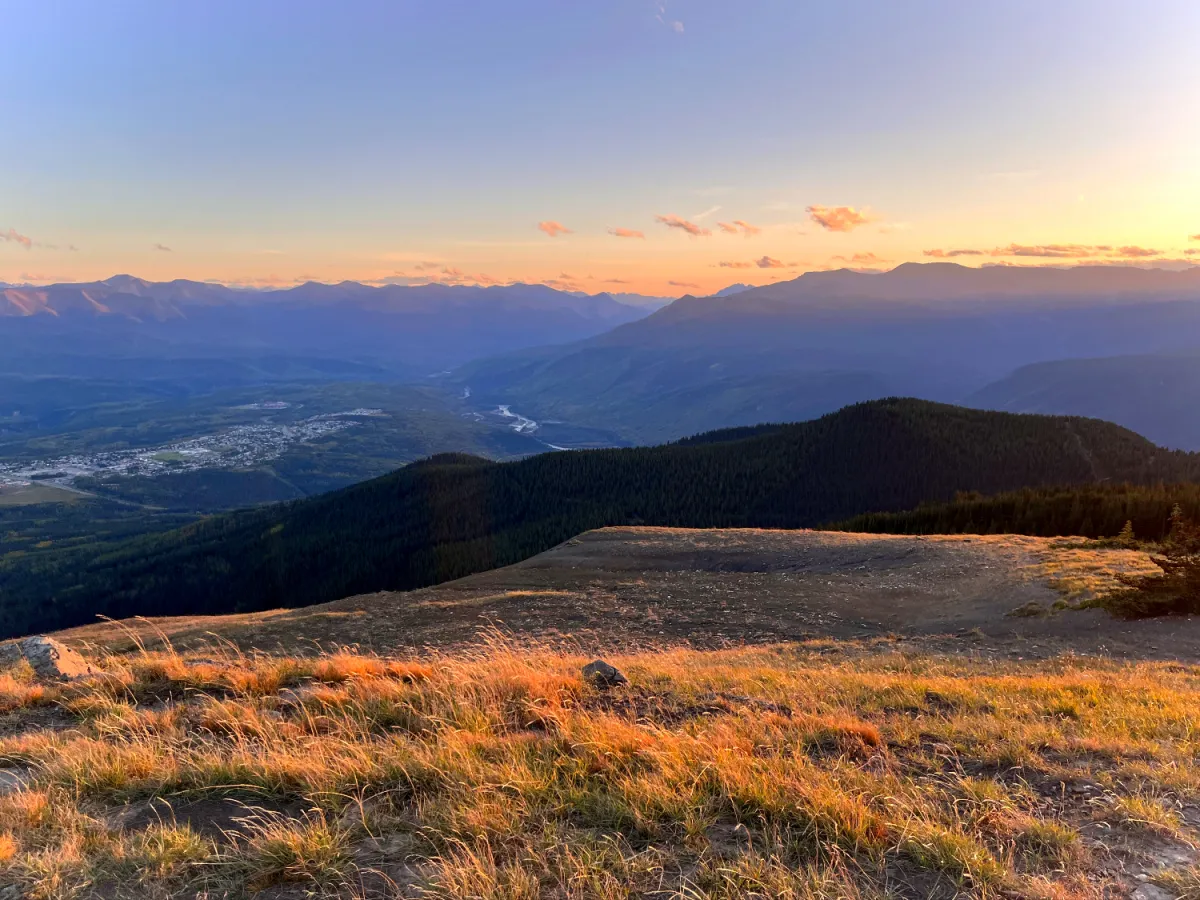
4, 399, 1200, 639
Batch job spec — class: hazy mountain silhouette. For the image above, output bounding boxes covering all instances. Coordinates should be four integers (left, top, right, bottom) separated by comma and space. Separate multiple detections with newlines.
969, 352, 1200, 450
452, 263, 1200, 442
709, 283, 756, 297
0, 277, 654, 379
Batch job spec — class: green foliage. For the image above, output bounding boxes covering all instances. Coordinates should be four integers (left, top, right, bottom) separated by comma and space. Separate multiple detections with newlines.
1098, 507, 1200, 619
3, 399, 1198, 639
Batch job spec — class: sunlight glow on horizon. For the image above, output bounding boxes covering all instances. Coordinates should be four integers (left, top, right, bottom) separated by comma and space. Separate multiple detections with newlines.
2, 1, 1197, 295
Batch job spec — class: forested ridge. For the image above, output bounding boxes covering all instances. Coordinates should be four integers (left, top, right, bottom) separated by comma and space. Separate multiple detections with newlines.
835, 483, 1200, 541
4, 398, 1199, 638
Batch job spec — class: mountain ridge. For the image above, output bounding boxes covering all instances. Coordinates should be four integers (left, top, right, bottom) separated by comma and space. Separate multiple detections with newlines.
452, 263, 1200, 443
4, 397, 1196, 639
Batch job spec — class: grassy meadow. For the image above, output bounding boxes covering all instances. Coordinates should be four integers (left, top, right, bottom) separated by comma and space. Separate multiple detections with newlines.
0, 635, 1197, 899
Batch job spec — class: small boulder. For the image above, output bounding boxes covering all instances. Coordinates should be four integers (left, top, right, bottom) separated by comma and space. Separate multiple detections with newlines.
582, 659, 628, 688
18, 636, 99, 681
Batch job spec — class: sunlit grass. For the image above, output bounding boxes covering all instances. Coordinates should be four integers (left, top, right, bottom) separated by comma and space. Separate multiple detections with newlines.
0, 638, 1197, 897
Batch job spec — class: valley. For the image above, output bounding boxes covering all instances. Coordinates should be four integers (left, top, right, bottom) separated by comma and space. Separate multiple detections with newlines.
0, 407, 387, 496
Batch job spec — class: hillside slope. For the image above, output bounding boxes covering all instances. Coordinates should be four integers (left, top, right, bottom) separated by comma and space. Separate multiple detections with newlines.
57, 525, 1185, 660
969, 353, 1200, 450
5, 398, 1197, 639
452, 263, 1200, 443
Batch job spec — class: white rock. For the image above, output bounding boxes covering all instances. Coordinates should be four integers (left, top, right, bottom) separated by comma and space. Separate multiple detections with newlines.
18, 636, 99, 681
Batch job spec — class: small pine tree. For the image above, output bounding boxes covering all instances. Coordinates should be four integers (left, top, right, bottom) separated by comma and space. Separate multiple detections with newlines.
1117, 520, 1136, 547
1109, 509, 1200, 618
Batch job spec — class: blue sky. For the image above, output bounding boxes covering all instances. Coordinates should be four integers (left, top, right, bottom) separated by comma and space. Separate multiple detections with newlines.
2, 0, 1197, 293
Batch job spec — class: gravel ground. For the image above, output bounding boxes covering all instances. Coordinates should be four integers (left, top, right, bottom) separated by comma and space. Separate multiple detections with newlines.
55, 527, 1200, 661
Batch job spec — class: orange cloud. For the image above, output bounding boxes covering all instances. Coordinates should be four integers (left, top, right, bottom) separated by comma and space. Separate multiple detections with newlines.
432, 267, 503, 286
717, 220, 761, 237
718, 261, 754, 269
608, 227, 645, 239
755, 256, 785, 268
2, 228, 33, 249
924, 248, 985, 258
537, 221, 572, 238
990, 243, 1161, 259
603, 277, 631, 284
656, 214, 711, 237
1191, 234, 1200, 241
1185, 249, 1198, 256
833, 252, 887, 266
807, 205, 873, 232
669, 279, 700, 288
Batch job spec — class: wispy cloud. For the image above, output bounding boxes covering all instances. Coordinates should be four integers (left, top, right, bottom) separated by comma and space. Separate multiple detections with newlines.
692, 205, 722, 221
153, 243, 173, 252
537, 221, 572, 238
438, 267, 504, 286
669, 279, 699, 289
381, 266, 505, 287
807, 205, 874, 232
755, 256, 785, 269
603, 277, 632, 284
1190, 234, 1200, 242
717, 220, 761, 237
1115, 245, 1161, 258
833, 252, 887, 266
1003, 243, 1103, 258
718, 260, 753, 268
927, 243, 1166, 260
924, 248, 985, 258
16, 272, 75, 284
655, 214, 711, 237
655, 2, 684, 32
994, 243, 1164, 259
2, 228, 33, 249
1186, 249, 1199, 256
608, 227, 645, 239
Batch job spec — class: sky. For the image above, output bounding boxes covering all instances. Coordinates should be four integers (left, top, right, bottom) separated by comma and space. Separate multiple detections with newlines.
2, 0, 1198, 295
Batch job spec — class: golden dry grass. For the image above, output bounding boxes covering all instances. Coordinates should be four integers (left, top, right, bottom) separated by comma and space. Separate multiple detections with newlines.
0, 637, 1197, 898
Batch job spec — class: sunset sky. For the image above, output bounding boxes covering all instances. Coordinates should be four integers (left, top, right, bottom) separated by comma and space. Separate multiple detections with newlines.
2, 0, 1198, 295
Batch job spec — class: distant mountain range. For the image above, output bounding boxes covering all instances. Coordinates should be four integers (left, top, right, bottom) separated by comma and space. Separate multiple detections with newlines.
0, 276, 657, 381
9, 263, 1200, 450
709, 283, 755, 297
6, 397, 1193, 638
968, 352, 1200, 450
451, 263, 1200, 443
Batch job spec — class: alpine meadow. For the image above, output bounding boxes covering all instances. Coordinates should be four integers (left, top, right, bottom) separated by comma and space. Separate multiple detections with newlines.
2, 3, 1199, 899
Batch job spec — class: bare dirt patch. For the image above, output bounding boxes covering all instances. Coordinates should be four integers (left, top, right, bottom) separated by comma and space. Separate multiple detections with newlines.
57, 527, 1198, 661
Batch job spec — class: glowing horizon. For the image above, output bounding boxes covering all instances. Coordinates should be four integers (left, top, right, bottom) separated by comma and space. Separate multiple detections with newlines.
2, 1, 1197, 296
